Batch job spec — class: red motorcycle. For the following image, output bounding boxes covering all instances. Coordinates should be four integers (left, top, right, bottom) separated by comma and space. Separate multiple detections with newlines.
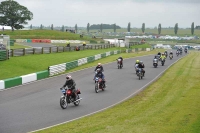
95, 77, 105, 93
60, 87, 81, 109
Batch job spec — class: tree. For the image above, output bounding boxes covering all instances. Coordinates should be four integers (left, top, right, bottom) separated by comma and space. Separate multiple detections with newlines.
191, 22, 194, 35
87, 23, 90, 33
61, 25, 64, 32
75, 24, 77, 33
51, 24, 53, 30
100, 23, 103, 33
158, 23, 161, 34
174, 23, 178, 34
30, 24, 32, 29
127, 22, 131, 32
113, 23, 116, 32
0, 0, 33, 31
40, 24, 43, 29
142, 23, 145, 33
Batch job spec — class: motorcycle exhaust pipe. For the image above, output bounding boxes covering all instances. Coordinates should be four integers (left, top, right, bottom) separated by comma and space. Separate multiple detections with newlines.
74, 98, 82, 102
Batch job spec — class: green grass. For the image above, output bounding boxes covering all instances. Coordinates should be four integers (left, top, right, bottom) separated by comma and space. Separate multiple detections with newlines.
0, 29, 96, 41
130, 43, 151, 49
36, 51, 200, 133
10, 43, 31, 49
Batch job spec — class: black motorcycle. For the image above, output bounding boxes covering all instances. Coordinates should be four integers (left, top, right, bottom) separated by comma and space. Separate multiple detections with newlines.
161, 58, 165, 66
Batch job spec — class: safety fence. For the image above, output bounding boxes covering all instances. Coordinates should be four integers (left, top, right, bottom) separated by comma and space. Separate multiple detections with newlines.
9, 44, 115, 57
125, 48, 151, 53
15, 39, 88, 44
0, 50, 8, 61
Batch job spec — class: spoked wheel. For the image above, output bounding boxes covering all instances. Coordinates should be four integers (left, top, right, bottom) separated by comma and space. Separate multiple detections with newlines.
60, 96, 68, 109
74, 95, 80, 106
95, 83, 99, 93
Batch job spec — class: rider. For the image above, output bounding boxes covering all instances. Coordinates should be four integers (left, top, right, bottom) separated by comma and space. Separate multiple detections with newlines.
94, 63, 104, 72
117, 56, 123, 67
95, 68, 106, 88
61, 75, 77, 100
157, 51, 161, 56
169, 51, 173, 57
94, 63, 104, 80
164, 50, 168, 57
138, 61, 145, 76
160, 53, 166, 61
184, 47, 188, 53
135, 60, 140, 73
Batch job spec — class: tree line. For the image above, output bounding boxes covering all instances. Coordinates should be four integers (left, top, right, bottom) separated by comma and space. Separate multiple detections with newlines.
0, 0, 198, 35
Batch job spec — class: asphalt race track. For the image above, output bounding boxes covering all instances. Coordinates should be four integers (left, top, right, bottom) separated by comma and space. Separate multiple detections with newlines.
0, 51, 186, 133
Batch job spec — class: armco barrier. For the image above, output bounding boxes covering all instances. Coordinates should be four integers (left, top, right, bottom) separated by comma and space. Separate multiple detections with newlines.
101, 53, 106, 58
15, 39, 27, 43
95, 54, 101, 60
27, 39, 32, 43
49, 63, 66, 76
21, 73, 37, 84
4, 77, 22, 89
87, 56, 95, 63
106, 51, 111, 56
36, 70, 49, 80
0, 80, 4, 89
78, 58, 87, 66
66, 60, 78, 70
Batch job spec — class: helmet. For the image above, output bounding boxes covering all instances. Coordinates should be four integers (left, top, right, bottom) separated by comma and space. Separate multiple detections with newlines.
140, 61, 143, 64
162, 53, 165, 55
98, 63, 101, 66
66, 75, 72, 81
136, 60, 139, 63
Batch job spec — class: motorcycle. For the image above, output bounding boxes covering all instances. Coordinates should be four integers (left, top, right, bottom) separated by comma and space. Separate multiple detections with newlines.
157, 55, 161, 61
169, 54, 173, 60
137, 68, 143, 80
135, 64, 139, 74
60, 87, 81, 109
95, 77, 105, 93
117, 59, 122, 69
161, 58, 165, 66
153, 58, 158, 68
176, 51, 179, 56
164, 53, 168, 58
184, 50, 187, 54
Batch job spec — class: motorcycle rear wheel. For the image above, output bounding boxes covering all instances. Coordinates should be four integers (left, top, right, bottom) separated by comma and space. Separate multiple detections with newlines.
74, 95, 80, 106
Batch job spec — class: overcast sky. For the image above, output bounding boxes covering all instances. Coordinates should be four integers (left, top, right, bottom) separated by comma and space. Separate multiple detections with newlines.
12, 0, 200, 28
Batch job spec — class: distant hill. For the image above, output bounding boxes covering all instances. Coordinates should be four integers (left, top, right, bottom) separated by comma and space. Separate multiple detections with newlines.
90, 24, 121, 29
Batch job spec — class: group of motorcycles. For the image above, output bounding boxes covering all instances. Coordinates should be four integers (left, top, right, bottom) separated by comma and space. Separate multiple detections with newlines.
59, 49, 187, 109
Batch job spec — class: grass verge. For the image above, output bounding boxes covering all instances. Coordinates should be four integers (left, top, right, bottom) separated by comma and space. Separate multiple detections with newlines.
36, 51, 200, 133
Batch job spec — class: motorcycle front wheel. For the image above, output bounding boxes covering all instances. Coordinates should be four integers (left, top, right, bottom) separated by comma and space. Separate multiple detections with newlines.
95, 83, 99, 93
60, 96, 68, 109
